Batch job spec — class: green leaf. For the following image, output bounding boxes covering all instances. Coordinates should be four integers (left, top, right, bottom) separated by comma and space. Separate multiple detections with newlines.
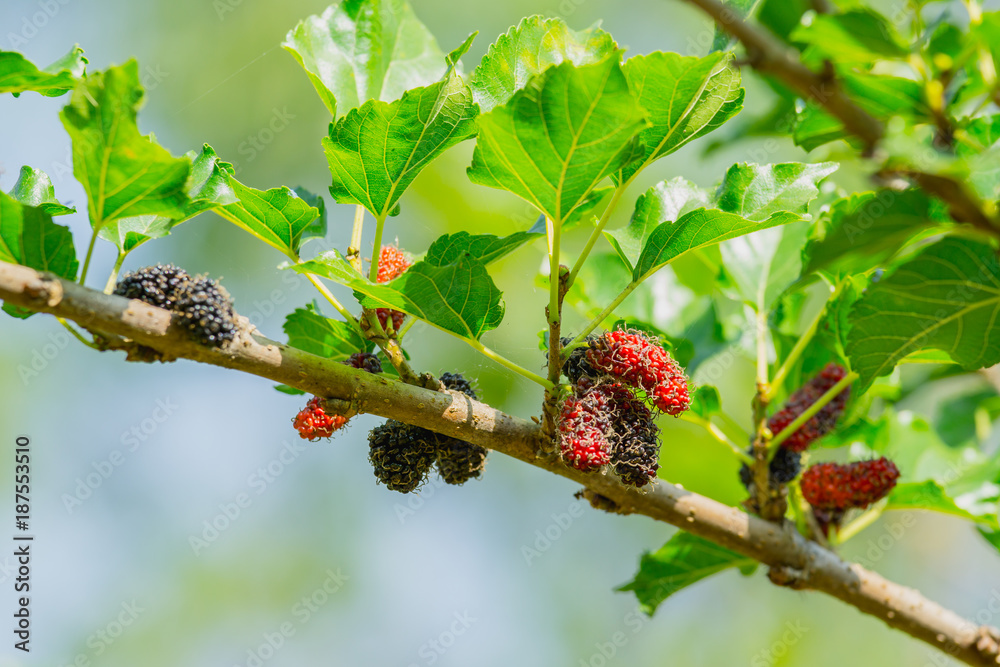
616, 52, 743, 184
0, 45, 86, 96
8, 166, 75, 216
469, 15, 617, 113
716, 161, 839, 221
618, 531, 756, 615
0, 192, 78, 318
293, 187, 328, 247
690, 385, 722, 419
60, 61, 191, 229
323, 35, 479, 219
527, 186, 613, 233
283, 302, 368, 359
274, 384, 307, 396
291, 250, 504, 340
468, 56, 647, 225
607, 177, 711, 269
795, 74, 930, 151
711, 0, 765, 52
791, 9, 907, 66
846, 238, 1000, 392
634, 208, 799, 284
979, 528, 1000, 555
885, 480, 985, 523
99, 145, 238, 254
715, 162, 838, 310
803, 190, 948, 278
216, 173, 321, 259
282, 0, 447, 118
423, 230, 542, 266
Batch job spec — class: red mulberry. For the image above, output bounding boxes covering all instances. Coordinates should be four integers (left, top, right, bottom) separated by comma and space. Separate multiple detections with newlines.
293, 396, 348, 441
585, 329, 690, 415
801, 458, 900, 512
558, 393, 611, 472
769, 363, 851, 452
375, 245, 410, 334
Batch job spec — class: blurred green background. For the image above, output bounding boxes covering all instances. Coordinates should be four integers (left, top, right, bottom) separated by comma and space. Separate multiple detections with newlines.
2, 0, 1000, 665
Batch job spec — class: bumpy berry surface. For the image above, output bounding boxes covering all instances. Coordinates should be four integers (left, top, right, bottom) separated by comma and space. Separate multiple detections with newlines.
114, 264, 191, 309
558, 393, 611, 472
561, 336, 599, 384
769, 363, 851, 452
739, 447, 802, 490
800, 457, 900, 511
173, 276, 237, 346
375, 245, 410, 333
293, 396, 348, 441
344, 352, 383, 374
585, 330, 690, 415
368, 420, 437, 493
435, 372, 489, 485
590, 381, 661, 487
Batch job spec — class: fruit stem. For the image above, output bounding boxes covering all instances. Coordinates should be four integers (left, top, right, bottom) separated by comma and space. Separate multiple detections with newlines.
469, 339, 553, 389
103, 251, 126, 295
564, 281, 638, 352
768, 371, 858, 454
567, 184, 625, 288
79, 227, 101, 285
303, 272, 359, 326
57, 317, 98, 349
348, 205, 365, 274
680, 413, 753, 465
368, 214, 387, 283
836, 504, 885, 543
765, 280, 845, 402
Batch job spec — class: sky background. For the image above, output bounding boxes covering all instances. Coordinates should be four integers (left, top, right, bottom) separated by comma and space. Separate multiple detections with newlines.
2, 0, 1000, 666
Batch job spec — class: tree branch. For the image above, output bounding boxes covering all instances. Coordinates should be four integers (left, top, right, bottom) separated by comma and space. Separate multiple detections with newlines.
679, 0, 1000, 233
2, 260, 998, 666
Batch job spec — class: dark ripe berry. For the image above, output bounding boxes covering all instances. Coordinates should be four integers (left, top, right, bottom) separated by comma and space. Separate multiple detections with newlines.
769, 363, 851, 452
558, 394, 611, 472
173, 276, 237, 346
739, 447, 803, 489
113, 264, 191, 309
436, 438, 488, 485
585, 329, 691, 415
800, 457, 900, 512
376, 245, 411, 283
440, 372, 477, 399
561, 336, 600, 384
591, 382, 660, 487
434, 373, 488, 484
344, 352, 383, 374
293, 396, 348, 441
368, 420, 437, 493
374, 246, 410, 333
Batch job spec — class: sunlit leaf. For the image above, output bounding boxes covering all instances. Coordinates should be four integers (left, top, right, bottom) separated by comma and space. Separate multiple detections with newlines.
423, 230, 542, 266
8, 166, 75, 216
283, 302, 368, 358
0, 45, 86, 96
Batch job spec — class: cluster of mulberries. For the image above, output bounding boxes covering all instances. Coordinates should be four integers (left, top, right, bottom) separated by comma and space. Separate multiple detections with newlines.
374, 245, 411, 333
114, 264, 236, 347
368, 373, 488, 493
801, 457, 900, 534
740, 363, 852, 497
291, 353, 383, 441
556, 330, 687, 486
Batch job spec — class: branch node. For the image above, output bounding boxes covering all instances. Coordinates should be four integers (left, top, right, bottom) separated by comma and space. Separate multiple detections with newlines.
767, 565, 807, 589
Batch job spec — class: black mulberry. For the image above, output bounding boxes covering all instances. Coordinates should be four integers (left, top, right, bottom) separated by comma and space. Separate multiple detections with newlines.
435, 372, 489, 485
368, 420, 437, 493
113, 264, 191, 309
173, 276, 237, 346
344, 352, 383, 374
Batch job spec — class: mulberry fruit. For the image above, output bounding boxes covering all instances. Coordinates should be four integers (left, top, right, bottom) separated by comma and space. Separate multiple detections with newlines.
558, 391, 612, 472
368, 420, 437, 493
585, 329, 690, 415
173, 276, 237, 346
344, 352, 383, 374
293, 396, 348, 441
375, 245, 410, 334
561, 336, 599, 384
739, 447, 803, 490
800, 457, 900, 512
435, 372, 489, 485
769, 363, 851, 452
591, 381, 661, 487
113, 264, 191, 309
